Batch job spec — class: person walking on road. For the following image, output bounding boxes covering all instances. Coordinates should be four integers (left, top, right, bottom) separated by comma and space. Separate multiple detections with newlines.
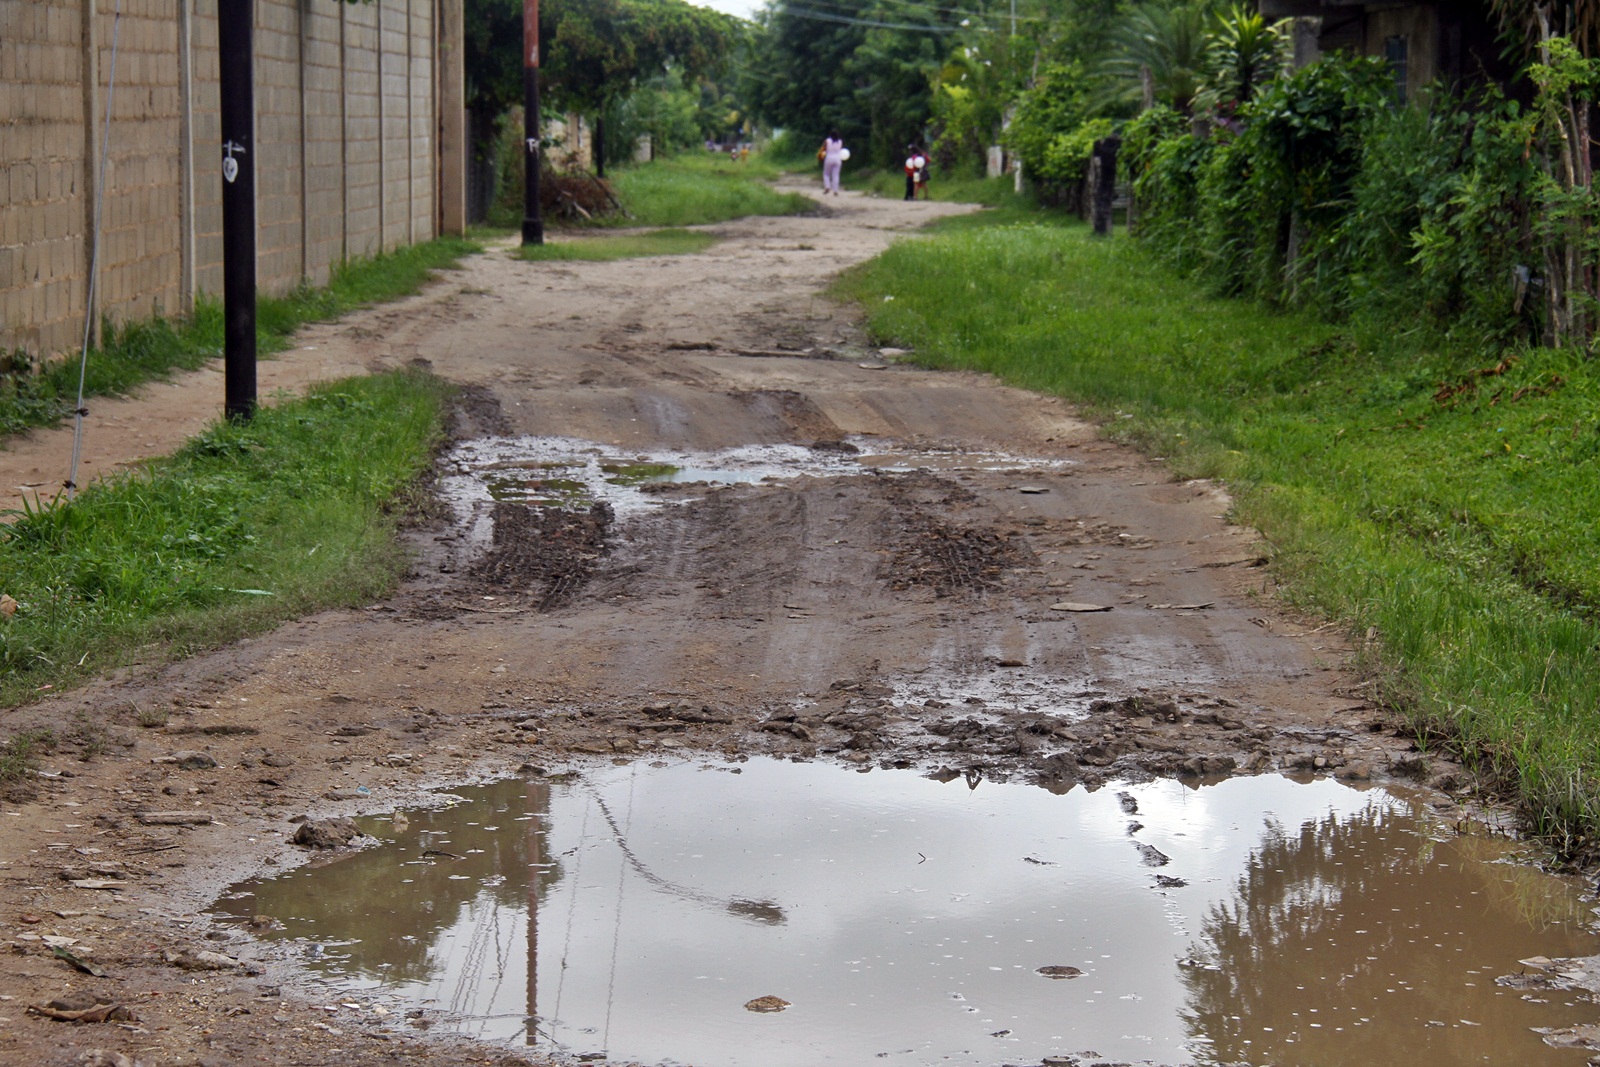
820, 132, 846, 196
904, 145, 928, 201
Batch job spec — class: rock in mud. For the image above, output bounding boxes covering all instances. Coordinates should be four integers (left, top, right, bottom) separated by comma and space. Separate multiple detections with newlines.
165, 949, 245, 971
158, 750, 217, 770
74, 1052, 135, 1067
1534, 1022, 1600, 1049
291, 817, 363, 849
1180, 754, 1237, 777
744, 995, 791, 1013
1036, 965, 1084, 979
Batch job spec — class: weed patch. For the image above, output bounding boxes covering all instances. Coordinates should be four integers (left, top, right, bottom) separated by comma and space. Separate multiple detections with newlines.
0, 727, 54, 785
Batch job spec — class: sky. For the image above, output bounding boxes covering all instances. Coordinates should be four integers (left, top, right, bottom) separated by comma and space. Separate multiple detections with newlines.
695, 0, 763, 21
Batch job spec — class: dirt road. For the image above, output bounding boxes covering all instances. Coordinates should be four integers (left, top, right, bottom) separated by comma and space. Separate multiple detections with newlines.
0, 186, 1437, 1067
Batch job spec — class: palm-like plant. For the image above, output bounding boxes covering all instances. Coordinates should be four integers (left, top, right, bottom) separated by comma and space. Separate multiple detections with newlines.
1201, 3, 1291, 112
1489, 0, 1600, 58
1100, 1, 1219, 114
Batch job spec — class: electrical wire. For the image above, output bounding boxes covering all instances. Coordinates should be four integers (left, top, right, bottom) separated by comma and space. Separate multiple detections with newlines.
777, 5, 965, 32
773, 0, 1043, 26
68, 0, 123, 501
599, 764, 638, 1056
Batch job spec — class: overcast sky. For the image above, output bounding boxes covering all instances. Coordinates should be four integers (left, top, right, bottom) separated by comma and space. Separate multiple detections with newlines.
696, 0, 763, 22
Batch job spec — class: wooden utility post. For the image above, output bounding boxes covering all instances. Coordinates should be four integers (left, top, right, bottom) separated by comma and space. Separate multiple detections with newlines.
1089, 136, 1120, 238
522, 0, 544, 245
218, 0, 257, 420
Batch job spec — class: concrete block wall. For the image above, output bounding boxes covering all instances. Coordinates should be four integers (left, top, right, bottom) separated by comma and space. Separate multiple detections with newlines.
0, 0, 454, 361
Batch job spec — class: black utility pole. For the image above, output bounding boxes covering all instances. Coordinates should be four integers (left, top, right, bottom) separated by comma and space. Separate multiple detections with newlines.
219, 0, 257, 420
522, 0, 544, 245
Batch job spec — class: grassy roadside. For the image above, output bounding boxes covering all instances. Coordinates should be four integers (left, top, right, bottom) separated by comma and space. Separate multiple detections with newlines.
516, 229, 718, 262
0, 236, 480, 438
607, 154, 814, 227
846, 169, 1028, 210
836, 220, 1600, 855
0, 369, 450, 716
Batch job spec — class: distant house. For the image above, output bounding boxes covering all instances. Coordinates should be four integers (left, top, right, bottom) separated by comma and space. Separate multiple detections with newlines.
1260, 1, 1512, 105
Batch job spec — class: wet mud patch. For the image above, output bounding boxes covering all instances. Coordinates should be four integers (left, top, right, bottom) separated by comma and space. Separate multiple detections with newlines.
873, 469, 1032, 597
216, 760, 1600, 1067
881, 515, 1034, 597
469, 501, 612, 612
727, 388, 846, 444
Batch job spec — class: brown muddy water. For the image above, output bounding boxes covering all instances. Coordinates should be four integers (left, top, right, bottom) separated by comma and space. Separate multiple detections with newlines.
214, 760, 1600, 1067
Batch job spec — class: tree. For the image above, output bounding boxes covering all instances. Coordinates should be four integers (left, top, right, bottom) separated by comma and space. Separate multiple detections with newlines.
463, 0, 740, 198
542, 0, 742, 174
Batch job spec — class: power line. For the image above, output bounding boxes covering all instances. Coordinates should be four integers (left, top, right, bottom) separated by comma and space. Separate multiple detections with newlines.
777, 5, 966, 32
768, 0, 1044, 27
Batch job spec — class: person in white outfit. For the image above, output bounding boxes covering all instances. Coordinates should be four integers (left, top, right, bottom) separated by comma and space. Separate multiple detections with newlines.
820, 132, 846, 196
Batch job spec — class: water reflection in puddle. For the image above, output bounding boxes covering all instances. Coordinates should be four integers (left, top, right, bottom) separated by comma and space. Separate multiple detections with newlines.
216, 762, 1600, 1066
441, 437, 1075, 520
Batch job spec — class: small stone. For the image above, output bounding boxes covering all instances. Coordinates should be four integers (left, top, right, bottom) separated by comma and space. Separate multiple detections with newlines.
167, 750, 217, 770
744, 995, 790, 1013
1050, 602, 1112, 613
1036, 965, 1083, 979
74, 1052, 133, 1067
291, 818, 363, 849
1017, 485, 1049, 494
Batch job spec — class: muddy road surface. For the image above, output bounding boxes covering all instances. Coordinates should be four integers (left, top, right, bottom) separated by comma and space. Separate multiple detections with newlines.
0, 187, 1476, 1067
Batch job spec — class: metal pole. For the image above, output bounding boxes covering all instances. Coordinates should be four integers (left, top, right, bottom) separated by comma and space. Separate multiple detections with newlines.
522, 0, 543, 245
219, 0, 257, 422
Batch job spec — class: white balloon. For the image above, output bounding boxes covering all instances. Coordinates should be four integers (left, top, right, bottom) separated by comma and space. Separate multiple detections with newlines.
840, 148, 850, 161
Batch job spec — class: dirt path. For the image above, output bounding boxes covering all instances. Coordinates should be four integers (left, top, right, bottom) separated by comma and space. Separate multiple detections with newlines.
0, 186, 1439, 1067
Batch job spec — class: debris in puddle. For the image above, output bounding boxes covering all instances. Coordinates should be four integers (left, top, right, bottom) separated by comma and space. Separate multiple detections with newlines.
1133, 842, 1171, 867
1036, 966, 1084, 979
744, 995, 790, 1013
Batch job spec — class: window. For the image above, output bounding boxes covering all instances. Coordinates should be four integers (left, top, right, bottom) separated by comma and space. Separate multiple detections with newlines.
1385, 35, 1409, 106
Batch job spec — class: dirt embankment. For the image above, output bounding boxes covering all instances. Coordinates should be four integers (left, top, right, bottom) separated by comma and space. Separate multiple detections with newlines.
0, 187, 1455, 1067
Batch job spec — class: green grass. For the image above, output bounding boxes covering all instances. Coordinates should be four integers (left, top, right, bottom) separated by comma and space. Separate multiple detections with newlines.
608, 154, 814, 227
0, 370, 449, 709
837, 219, 1600, 855
0, 236, 480, 438
516, 228, 718, 262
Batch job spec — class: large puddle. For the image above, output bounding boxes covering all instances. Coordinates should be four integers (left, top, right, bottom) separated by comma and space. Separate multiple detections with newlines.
215, 761, 1600, 1066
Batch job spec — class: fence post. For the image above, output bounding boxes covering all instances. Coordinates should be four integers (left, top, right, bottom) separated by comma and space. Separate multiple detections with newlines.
1089, 136, 1121, 237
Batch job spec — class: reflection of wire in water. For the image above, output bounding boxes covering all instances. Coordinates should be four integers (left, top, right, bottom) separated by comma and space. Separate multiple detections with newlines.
447, 897, 517, 1037
550, 795, 594, 1048
601, 765, 638, 1054
584, 781, 788, 925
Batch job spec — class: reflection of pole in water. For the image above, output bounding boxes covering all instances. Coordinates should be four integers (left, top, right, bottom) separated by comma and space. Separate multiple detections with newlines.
525, 778, 549, 1047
